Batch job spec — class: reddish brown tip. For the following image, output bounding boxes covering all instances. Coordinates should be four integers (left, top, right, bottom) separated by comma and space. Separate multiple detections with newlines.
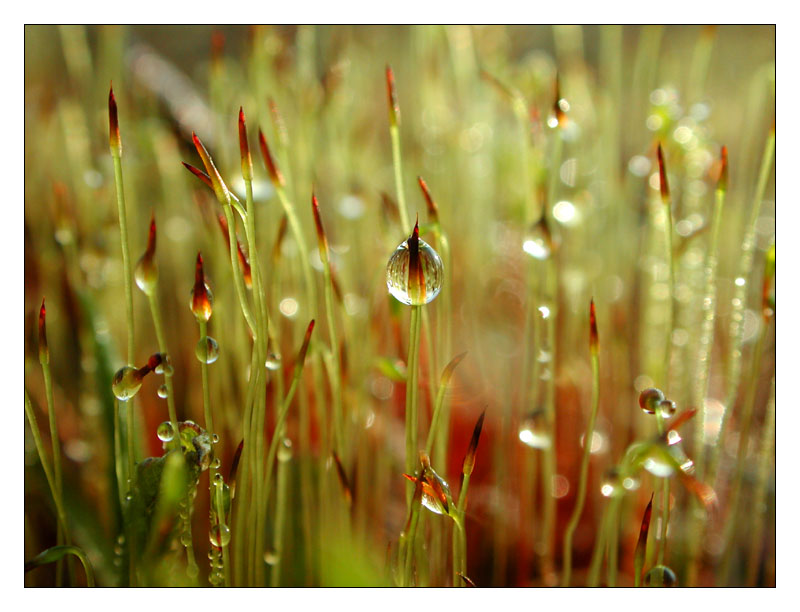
385, 64, 399, 126
634, 493, 654, 585
717, 145, 728, 193
440, 351, 468, 387
191, 252, 213, 322
462, 409, 486, 477
297, 319, 316, 366
407, 215, 425, 304
657, 143, 670, 203
182, 162, 214, 190
238, 107, 253, 181
38, 297, 49, 363
553, 72, 566, 127
229, 439, 244, 499
589, 298, 598, 353
667, 408, 698, 433
146, 211, 157, 257
257, 128, 284, 187
108, 83, 121, 154
457, 573, 476, 587
311, 192, 329, 263
417, 176, 439, 224
332, 451, 353, 506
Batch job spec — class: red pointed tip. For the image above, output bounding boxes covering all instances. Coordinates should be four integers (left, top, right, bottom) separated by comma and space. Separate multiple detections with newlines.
589, 298, 598, 352
238, 107, 245, 123
386, 64, 399, 125
108, 85, 121, 152
718, 145, 729, 191
147, 212, 157, 254
657, 143, 670, 201
38, 297, 49, 362
257, 128, 284, 186
462, 409, 486, 476
412, 215, 419, 239
181, 162, 214, 190
417, 176, 439, 221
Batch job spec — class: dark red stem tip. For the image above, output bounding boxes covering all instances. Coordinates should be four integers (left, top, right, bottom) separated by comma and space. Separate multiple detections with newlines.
589, 298, 598, 353
718, 145, 728, 192
108, 83, 121, 153
657, 143, 670, 202
38, 297, 49, 362
462, 409, 486, 477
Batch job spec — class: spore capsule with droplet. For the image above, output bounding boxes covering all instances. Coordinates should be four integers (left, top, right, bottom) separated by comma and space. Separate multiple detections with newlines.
386, 232, 443, 306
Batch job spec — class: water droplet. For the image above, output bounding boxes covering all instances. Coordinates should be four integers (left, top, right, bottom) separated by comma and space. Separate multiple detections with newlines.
638, 388, 665, 415
112, 366, 143, 401
263, 550, 279, 565
279, 297, 299, 318
386, 236, 444, 305
600, 468, 622, 498
214, 472, 224, 483
644, 454, 675, 478
211, 457, 221, 469
212, 433, 220, 444
265, 353, 282, 370
644, 565, 677, 587
154, 353, 173, 376
622, 476, 640, 491
157, 421, 175, 442
518, 412, 551, 449
209, 524, 231, 548
277, 438, 293, 462
522, 226, 552, 260
157, 384, 169, 399
195, 336, 220, 364
658, 399, 676, 419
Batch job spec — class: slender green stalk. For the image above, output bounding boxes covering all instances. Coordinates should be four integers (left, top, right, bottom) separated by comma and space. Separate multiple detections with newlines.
453, 474, 470, 586
709, 127, 775, 487
146, 293, 178, 432
25, 544, 96, 587
109, 87, 135, 366
654, 411, 670, 567
270, 439, 292, 587
405, 306, 422, 505
745, 377, 775, 586
214, 477, 231, 587
24, 390, 71, 540
718, 308, 771, 584
426, 352, 467, 455
657, 144, 675, 390
586, 501, 611, 586
561, 300, 600, 586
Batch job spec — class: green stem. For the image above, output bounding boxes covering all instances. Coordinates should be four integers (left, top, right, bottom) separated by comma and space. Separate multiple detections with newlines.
745, 377, 775, 586
586, 501, 611, 586
146, 293, 179, 433
24, 390, 71, 540
710, 128, 775, 487
214, 478, 231, 587
270, 440, 291, 587
561, 341, 600, 586
405, 306, 422, 505
111, 153, 135, 366
453, 473, 471, 586
321, 247, 344, 454
654, 412, 670, 567
390, 123, 411, 234
718, 314, 770, 584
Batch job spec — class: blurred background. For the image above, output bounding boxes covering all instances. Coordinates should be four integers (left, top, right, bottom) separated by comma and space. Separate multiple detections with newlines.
24, 25, 774, 587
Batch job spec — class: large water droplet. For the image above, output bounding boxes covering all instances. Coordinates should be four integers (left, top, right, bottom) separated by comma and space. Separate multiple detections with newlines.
644, 453, 675, 478
157, 384, 169, 399
600, 468, 623, 498
386, 237, 443, 305
112, 366, 142, 401
157, 421, 175, 442
209, 524, 231, 548
277, 439, 293, 462
658, 399, 676, 419
195, 336, 220, 364
263, 550, 279, 565
644, 565, 677, 587
154, 353, 173, 376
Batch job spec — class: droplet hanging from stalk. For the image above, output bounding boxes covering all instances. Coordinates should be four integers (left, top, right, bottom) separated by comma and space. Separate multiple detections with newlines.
386, 217, 443, 306
190, 252, 214, 322
134, 212, 158, 296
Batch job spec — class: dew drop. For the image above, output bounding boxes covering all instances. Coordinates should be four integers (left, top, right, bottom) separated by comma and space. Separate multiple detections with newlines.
112, 366, 143, 401
522, 224, 552, 260
263, 550, 279, 565
211, 457, 221, 469
638, 388, 665, 415
157, 421, 175, 442
134, 257, 158, 296
644, 565, 677, 587
209, 524, 231, 548
265, 353, 282, 370
658, 399, 676, 419
644, 454, 675, 478
195, 336, 220, 364
212, 433, 220, 444
277, 438, 293, 462
518, 412, 551, 449
386, 236, 444, 305
157, 384, 169, 399
600, 468, 622, 498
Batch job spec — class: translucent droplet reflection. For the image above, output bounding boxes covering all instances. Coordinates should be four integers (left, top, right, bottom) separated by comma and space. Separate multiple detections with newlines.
386, 237, 443, 305
157, 384, 169, 399
112, 366, 142, 401
195, 336, 220, 364
644, 565, 677, 587
209, 524, 231, 548
157, 421, 175, 442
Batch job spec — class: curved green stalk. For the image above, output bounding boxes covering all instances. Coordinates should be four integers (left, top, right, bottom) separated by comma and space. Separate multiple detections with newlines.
405, 306, 422, 505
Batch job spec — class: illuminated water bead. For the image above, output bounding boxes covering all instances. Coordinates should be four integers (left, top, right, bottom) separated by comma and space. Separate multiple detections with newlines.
265, 353, 282, 370
157, 384, 169, 399
386, 226, 443, 306
157, 421, 175, 442
522, 223, 552, 260
638, 388, 665, 415
195, 336, 220, 364
209, 524, 231, 548
112, 366, 143, 401
644, 565, 677, 587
